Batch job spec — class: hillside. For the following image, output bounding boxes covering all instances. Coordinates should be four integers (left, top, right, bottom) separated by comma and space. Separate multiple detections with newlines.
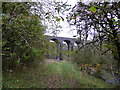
3, 59, 116, 88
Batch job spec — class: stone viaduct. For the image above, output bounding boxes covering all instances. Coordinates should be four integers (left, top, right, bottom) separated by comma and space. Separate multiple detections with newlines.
45, 35, 81, 60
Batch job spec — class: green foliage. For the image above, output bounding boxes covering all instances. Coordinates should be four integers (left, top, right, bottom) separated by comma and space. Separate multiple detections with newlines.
72, 45, 120, 84
45, 42, 58, 59
72, 45, 112, 65
67, 1, 120, 73
89, 6, 97, 12
56, 18, 61, 21
3, 60, 115, 88
2, 2, 47, 71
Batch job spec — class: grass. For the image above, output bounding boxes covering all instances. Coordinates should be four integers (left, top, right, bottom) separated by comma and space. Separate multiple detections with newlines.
3, 59, 116, 88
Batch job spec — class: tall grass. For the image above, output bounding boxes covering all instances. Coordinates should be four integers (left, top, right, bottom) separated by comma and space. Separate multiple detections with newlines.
71, 45, 120, 85
2, 60, 115, 88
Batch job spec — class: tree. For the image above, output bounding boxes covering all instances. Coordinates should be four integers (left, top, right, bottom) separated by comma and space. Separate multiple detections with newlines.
67, 2, 120, 72
2, 2, 46, 71
39, 0, 71, 36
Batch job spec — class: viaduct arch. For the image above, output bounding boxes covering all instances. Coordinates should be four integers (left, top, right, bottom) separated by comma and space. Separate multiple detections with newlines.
45, 35, 81, 60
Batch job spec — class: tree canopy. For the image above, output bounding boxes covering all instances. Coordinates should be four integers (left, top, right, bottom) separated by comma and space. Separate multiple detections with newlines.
2, 2, 47, 70
67, 2, 120, 71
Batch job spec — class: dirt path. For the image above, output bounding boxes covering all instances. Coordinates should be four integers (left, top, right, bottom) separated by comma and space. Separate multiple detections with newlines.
45, 59, 61, 63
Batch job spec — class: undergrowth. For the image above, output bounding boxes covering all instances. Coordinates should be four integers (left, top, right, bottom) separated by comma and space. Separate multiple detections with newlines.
3, 59, 116, 88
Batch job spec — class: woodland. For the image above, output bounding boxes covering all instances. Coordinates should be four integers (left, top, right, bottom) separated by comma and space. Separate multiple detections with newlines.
2, 0, 120, 88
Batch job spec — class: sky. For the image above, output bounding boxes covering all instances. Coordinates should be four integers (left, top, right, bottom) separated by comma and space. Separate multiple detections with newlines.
57, 0, 77, 38
45, 0, 93, 38
57, 0, 79, 38
46, 0, 78, 38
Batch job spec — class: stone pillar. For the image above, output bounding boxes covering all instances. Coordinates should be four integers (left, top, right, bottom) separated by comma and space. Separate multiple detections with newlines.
59, 41, 63, 60
68, 42, 74, 60
77, 43, 80, 49
71, 43, 74, 51
56, 41, 59, 60
67, 43, 70, 60
68, 43, 70, 51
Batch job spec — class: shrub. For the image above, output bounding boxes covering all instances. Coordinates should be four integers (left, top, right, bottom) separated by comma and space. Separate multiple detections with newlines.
72, 45, 113, 65
2, 2, 47, 71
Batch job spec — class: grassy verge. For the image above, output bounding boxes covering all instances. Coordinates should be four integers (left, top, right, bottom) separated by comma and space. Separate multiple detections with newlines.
3, 59, 116, 88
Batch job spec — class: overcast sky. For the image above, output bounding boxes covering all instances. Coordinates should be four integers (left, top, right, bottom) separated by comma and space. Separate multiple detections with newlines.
45, 0, 118, 39
52, 0, 92, 38
57, 0, 78, 38
47, 0, 78, 38
45, 0, 93, 38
